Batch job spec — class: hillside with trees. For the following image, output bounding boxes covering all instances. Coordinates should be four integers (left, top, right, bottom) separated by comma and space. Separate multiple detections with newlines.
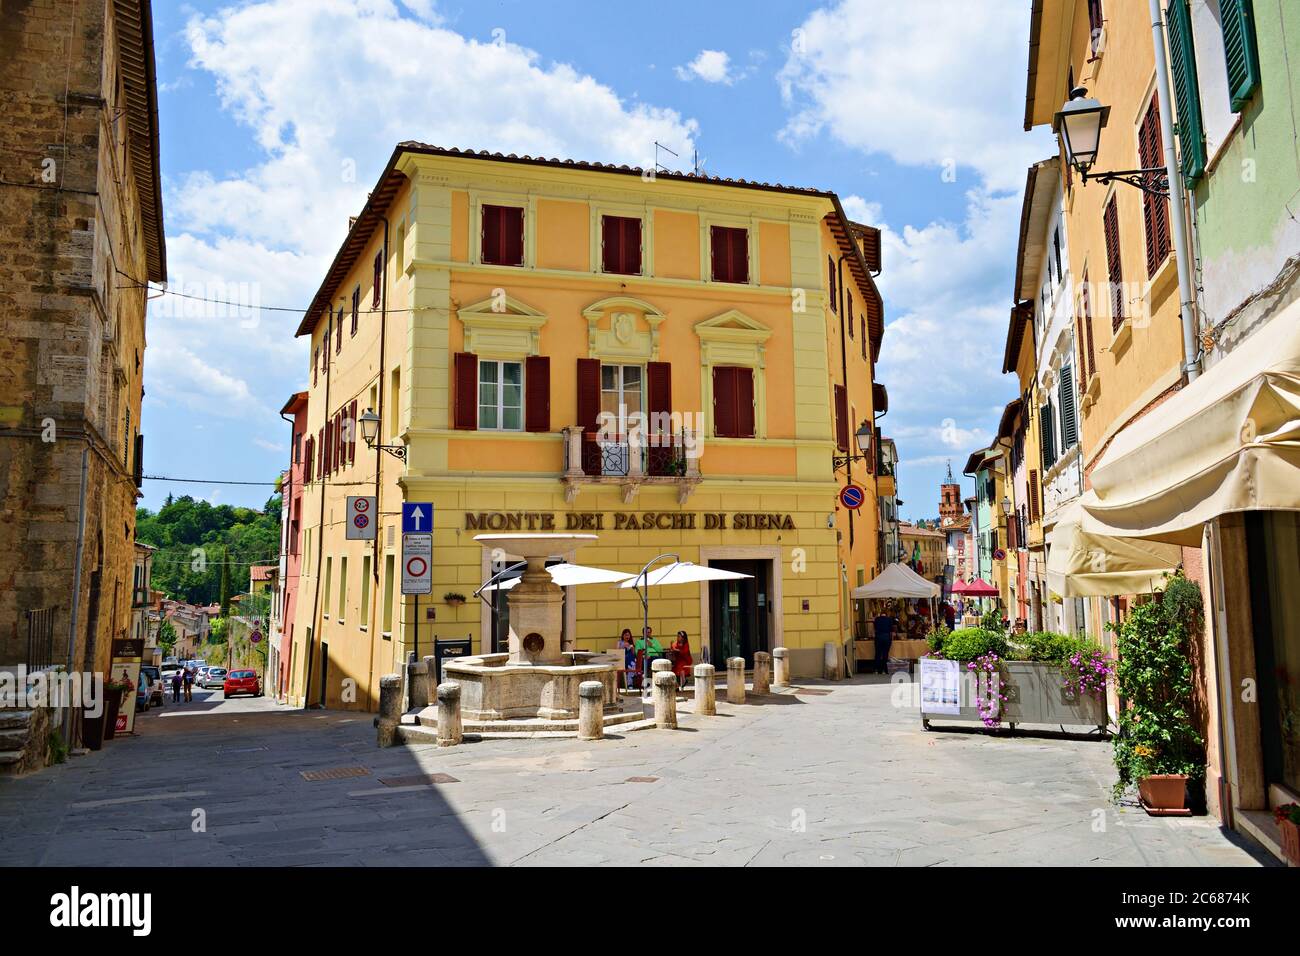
136, 493, 281, 605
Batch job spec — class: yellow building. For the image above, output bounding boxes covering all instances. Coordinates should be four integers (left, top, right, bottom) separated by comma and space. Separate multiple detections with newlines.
898, 521, 945, 587
288, 144, 887, 710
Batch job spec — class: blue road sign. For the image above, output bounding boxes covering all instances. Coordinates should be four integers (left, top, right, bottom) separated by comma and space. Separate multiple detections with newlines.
402, 502, 433, 534
839, 484, 866, 510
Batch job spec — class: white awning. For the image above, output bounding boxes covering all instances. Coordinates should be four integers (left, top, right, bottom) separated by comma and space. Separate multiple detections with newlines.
1046, 499, 1182, 597
1083, 308, 1300, 546
850, 562, 941, 599
480, 563, 633, 592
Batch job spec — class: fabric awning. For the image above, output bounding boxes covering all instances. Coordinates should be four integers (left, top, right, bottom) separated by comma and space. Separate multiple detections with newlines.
851, 562, 941, 599
1046, 499, 1182, 597
1083, 309, 1300, 546
952, 577, 999, 597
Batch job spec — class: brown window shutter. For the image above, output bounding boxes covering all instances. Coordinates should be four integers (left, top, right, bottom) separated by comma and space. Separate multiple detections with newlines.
646, 361, 671, 433
834, 384, 849, 451
482, 205, 522, 265
1029, 470, 1040, 522
711, 226, 748, 283
348, 400, 358, 464
623, 216, 642, 275
735, 368, 755, 438
312, 349, 318, 386
1104, 196, 1124, 329
1080, 271, 1096, 380
828, 257, 837, 312
847, 294, 854, 339
373, 250, 383, 308
504, 207, 524, 266
525, 355, 550, 432
601, 215, 618, 274
732, 228, 749, 283
317, 426, 324, 477
304, 436, 314, 482
482, 205, 500, 263
710, 226, 727, 282
453, 352, 478, 430
324, 419, 333, 476
712, 366, 736, 438
576, 358, 601, 433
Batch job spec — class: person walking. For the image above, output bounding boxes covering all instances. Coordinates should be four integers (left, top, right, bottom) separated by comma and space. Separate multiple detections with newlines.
872, 608, 898, 675
171, 670, 182, 703
183, 667, 194, 702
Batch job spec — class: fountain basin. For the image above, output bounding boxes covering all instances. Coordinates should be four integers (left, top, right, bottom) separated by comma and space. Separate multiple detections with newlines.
443, 654, 619, 720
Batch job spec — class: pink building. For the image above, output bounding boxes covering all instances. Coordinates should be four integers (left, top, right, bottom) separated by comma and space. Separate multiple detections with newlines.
271, 392, 309, 700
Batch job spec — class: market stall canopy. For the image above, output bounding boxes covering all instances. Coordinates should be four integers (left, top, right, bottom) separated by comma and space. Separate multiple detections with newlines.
1083, 310, 1300, 546
850, 561, 940, 599
618, 561, 752, 588
1046, 499, 1181, 597
479, 563, 633, 592
951, 578, 998, 597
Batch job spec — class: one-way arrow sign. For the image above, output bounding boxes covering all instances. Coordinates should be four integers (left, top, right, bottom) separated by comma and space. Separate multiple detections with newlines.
402, 502, 433, 534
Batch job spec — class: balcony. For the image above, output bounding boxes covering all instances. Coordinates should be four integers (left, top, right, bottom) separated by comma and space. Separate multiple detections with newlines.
562, 426, 701, 503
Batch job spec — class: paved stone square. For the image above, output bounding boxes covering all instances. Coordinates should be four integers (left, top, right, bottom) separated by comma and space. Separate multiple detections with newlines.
0, 678, 1273, 867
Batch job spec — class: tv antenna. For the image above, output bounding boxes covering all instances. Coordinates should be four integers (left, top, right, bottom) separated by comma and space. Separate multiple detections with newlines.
653, 141, 677, 174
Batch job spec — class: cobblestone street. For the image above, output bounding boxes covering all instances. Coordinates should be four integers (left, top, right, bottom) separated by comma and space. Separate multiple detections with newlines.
0, 678, 1272, 867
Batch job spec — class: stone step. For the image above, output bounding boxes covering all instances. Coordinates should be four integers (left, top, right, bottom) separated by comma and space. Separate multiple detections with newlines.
0, 751, 22, 767
0, 710, 34, 731
395, 714, 660, 744
413, 706, 648, 733
0, 728, 29, 752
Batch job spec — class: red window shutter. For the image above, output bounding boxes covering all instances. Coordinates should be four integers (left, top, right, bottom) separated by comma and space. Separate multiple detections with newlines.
1080, 271, 1096, 380
1104, 196, 1124, 329
860, 316, 867, 359
828, 257, 837, 312
482, 205, 523, 266
576, 358, 601, 433
453, 352, 478, 430
503, 207, 523, 266
622, 217, 642, 275
348, 400, 357, 464
304, 436, 314, 482
351, 288, 359, 336
1139, 94, 1171, 277
711, 226, 748, 283
602, 216, 642, 275
324, 420, 333, 476
647, 361, 672, 434
482, 205, 500, 263
373, 250, 383, 308
317, 426, 324, 477
524, 355, 550, 432
735, 367, 755, 438
335, 308, 343, 353
334, 411, 343, 470
312, 349, 318, 386
712, 366, 737, 438
834, 384, 849, 451
847, 294, 854, 339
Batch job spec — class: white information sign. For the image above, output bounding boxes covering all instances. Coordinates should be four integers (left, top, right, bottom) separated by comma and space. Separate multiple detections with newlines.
919, 657, 961, 715
401, 533, 432, 595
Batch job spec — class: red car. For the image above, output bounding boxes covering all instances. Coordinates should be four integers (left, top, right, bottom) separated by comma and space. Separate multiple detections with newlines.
222, 669, 262, 698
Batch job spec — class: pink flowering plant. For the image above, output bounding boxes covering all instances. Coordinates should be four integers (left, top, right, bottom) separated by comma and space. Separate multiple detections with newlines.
968, 652, 1006, 728
1062, 646, 1114, 699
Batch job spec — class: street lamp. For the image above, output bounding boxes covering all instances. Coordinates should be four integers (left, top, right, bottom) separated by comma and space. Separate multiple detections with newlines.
832, 422, 875, 472
1053, 87, 1167, 196
358, 407, 406, 461
1001, 495, 1013, 516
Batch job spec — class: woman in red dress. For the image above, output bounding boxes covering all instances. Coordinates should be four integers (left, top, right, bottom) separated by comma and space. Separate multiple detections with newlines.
670, 630, 693, 688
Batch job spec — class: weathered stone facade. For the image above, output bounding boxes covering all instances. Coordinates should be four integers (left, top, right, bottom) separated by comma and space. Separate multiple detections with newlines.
0, 0, 165, 739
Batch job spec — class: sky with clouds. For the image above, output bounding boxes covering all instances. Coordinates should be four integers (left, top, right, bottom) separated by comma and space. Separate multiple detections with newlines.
142, 0, 1052, 518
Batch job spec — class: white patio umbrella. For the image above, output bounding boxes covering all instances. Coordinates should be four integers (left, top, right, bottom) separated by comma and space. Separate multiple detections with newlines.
618, 555, 753, 669
478, 562, 634, 592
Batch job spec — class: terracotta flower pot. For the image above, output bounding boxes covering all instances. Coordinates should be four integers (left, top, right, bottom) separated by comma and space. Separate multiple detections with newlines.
1138, 773, 1189, 814
1279, 818, 1300, 867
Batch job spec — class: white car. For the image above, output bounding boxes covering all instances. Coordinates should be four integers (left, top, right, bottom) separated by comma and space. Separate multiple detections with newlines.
200, 666, 228, 689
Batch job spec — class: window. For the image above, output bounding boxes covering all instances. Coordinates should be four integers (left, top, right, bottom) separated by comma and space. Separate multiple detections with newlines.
1059, 364, 1079, 449
382, 554, 395, 636
710, 226, 749, 284
1052, 227, 1063, 285
1040, 402, 1056, 471
312, 348, 318, 386
1138, 93, 1171, 277
338, 556, 347, 623
335, 306, 343, 353
360, 555, 371, 626
712, 366, 755, 438
1087, 0, 1104, 55
1166, 0, 1208, 179
600, 364, 643, 437
827, 257, 837, 312
478, 360, 524, 431
1079, 270, 1096, 381
1220, 0, 1261, 112
390, 367, 401, 440
834, 384, 849, 451
323, 557, 332, 618
601, 215, 642, 275
847, 293, 854, 339
1103, 194, 1124, 330
481, 204, 524, 266
372, 250, 383, 308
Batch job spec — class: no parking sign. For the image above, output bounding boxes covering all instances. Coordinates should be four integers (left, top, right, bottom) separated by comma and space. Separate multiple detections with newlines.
346, 496, 377, 540
838, 483, 866, 510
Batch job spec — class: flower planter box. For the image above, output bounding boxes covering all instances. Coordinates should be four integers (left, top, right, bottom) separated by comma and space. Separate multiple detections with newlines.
1279, 818, 1300, 867
920, 660, 1108, 735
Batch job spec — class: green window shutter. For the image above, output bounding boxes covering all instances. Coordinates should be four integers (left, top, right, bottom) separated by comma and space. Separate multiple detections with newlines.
1165, 0, 1207, 181
1220, 0, 1262, 112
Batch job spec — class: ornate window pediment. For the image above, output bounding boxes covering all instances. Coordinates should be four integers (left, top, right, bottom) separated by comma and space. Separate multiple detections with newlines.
457, 293, 547, 358
581, 295, 665, 361
694, 309, 771, 366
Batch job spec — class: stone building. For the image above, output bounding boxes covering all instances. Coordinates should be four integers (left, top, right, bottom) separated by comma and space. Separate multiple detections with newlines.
0, 1, 166, 741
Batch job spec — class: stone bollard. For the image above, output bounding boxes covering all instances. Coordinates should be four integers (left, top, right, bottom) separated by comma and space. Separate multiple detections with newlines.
377, 674, 403, 747
422, 655, 437, 702
435, 682, 463, 748
408, 658, 431, 710
823, 641, 840, 681
773, 647, 791, 687
726, 656, 746, 704
578, 680, 605, 740
753, 651, 772, 695
653, 671, 678, 729
693, 663, 716, 715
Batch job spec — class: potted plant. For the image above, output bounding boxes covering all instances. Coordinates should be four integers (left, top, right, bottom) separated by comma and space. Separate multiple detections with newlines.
443, 592, 466, 607
1110, 574, 1206, 813
1274, 803, 1300, 866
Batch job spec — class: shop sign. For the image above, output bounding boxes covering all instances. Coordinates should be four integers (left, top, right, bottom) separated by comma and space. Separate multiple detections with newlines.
464, 511, 796, 532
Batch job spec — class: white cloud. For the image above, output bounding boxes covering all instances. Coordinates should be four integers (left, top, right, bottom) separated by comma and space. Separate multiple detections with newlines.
675, 50, 735, 84
149, 0, 700, 469
252, 437, 285, 453
780, 0, 1050, 192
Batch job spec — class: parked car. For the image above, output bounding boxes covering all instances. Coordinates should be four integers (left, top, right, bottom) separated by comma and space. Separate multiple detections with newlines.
200, 667, 228, 689
223, 670, 262, 698
194, 665, 212, 686
140, 665, 165, 707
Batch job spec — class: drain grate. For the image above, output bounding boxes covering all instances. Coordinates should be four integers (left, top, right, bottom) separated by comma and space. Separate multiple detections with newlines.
300, 766, 370, 781
793, 688, 832, 696
625, 776, 659, 783
378, 773, 459, 787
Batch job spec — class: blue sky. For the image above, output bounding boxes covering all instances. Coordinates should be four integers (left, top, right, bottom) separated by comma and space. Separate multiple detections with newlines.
141, 0, 1053, 519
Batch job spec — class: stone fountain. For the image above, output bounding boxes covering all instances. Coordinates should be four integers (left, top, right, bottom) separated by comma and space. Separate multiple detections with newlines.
437, 533, 622, 722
